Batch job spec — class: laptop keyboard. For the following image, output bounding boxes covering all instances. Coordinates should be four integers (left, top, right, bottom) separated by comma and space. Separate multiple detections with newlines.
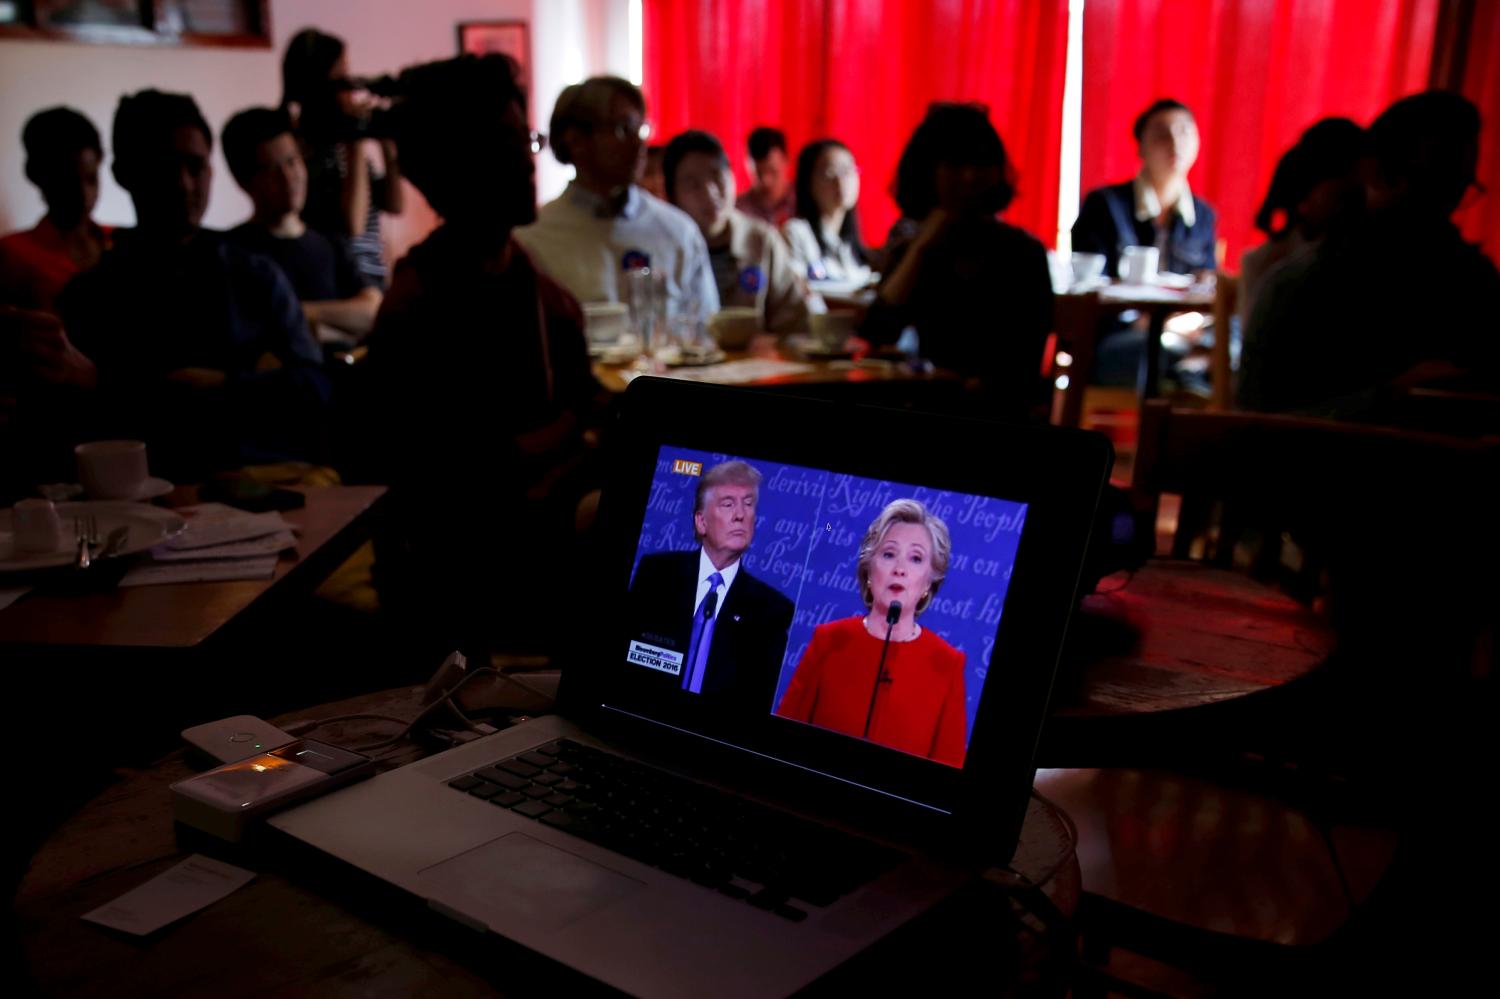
447, 739, 903, 922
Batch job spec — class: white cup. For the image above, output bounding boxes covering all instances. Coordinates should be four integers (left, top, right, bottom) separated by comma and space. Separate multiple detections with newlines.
707, 307, 759, 350
582, 302, 629, 345
12, 498, 63, 553
1119, 245, 1160, 285
1070, 252, 1107, 288
809, 310, 857, 350
76, 440, 148, 500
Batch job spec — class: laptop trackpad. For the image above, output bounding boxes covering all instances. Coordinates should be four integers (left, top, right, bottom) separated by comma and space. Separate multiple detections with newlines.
418, 831, 645, 932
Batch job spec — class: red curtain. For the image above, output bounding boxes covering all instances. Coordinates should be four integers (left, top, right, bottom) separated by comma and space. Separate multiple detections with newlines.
1457, 0, 1500, 263
1081, 0, 1441, 268
643, 0, 1069, 248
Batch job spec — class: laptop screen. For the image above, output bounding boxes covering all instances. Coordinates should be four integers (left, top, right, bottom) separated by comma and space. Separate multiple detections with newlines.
615, 445, 1027, 776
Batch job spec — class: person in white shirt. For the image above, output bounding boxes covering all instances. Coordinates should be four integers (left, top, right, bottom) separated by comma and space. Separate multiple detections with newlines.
514, 76, 718, 321
781, 138, 874, 286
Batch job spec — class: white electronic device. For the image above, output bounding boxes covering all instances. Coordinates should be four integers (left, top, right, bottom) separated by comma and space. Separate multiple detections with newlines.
181, 714, 295, 765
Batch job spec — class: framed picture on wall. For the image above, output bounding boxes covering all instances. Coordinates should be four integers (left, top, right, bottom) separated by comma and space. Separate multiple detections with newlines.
3, 0, 269, 46
457, 20, 530, 94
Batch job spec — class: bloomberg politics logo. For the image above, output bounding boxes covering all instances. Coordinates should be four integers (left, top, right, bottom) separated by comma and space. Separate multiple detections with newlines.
622, 249, 651, 270
738, 265, 765, 294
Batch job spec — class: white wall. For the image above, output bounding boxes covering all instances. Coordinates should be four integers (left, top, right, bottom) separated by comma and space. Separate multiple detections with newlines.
0, 0, 632, 255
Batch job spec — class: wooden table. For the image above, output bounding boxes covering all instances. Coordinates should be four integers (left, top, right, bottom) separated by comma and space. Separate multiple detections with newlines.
1040, 559, 1335, 763
14, 687, 1081, 997
593, 333, 957, 406
1053, 284, 1216, 427
0, 484, 386, 651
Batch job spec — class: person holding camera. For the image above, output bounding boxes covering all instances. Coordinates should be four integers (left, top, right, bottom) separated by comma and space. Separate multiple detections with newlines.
281, 28, 403, 289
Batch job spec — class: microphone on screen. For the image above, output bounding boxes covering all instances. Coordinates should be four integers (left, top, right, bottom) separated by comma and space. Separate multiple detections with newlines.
863, 601, 903, 739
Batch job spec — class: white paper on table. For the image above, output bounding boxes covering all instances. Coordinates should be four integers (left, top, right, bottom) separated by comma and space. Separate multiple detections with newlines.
150, 530, 297, 562
167, 503, 297, 551
82, 854, 255, 936
120, 555, 278, 587
0, 587, 31, 611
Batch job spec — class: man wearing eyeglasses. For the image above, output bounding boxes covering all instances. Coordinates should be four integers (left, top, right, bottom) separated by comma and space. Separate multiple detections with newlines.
515, 76, 719, 324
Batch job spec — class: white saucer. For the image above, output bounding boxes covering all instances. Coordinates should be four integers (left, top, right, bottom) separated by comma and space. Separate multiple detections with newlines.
0, 501, 186, 572
88, 477, 175, 502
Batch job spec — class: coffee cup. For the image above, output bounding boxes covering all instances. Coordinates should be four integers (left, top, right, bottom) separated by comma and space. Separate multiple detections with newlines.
809, 310, 857, 351
1070, 252, 1107, 288
1119, 245, 1160, 285
76, 440, 148, 500
582, 302, 629, 345
12, 498, 63, 553
707, 307, 759, 350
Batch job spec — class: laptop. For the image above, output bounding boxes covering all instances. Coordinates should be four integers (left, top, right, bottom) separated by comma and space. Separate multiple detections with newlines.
270, 377, 1112, 996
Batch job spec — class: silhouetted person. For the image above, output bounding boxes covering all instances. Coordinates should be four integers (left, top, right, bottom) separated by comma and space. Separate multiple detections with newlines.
282, 27, 403, 288
344, 54, 609, 658
53, 89, 328, 476
1237, 118, 1365, 331
736, 126, 794, 226
0, 107, 110, 312
664, 129, 820, 333
863, 103, 1053, 420
515, 76, 718, 320
1239, 91, 1499, 414
221, 106, 381, 345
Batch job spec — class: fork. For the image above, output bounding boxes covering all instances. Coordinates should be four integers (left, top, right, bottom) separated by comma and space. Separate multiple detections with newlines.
73, 514, 99, 570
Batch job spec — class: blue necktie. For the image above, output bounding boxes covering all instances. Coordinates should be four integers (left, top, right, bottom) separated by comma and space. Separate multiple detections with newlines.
683, 571, 724, 693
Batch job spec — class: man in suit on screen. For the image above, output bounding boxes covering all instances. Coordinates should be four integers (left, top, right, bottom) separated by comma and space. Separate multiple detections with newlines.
626, 460, 795, 713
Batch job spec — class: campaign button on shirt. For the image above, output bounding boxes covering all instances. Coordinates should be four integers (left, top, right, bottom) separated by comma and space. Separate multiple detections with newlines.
622, 249, 651, 270
738, 265, 765, 294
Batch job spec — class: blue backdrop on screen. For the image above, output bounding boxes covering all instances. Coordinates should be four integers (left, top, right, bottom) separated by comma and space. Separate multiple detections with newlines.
628, 446, 1029, 742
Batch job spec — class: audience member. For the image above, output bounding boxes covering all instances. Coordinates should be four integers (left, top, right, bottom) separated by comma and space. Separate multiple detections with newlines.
221, 106, 381, 344
282, 27, 403, 288
1238, 118, 1364, 330
863, 104, 1053, 419
736, 126, 794, 226
664, 130, 821, 334
515, 76, 718, 321
51, 89, 328, 476
345, 54, 609, 658
782, 138, 874, 285
640, 143, 667, 200
0, 107, 110, 312
1073, 98, 1218, 278
1239, 91, 1499, 413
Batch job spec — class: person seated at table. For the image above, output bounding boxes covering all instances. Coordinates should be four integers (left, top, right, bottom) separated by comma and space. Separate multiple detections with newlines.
514, 76, 718, 321
51, 88, 328, 476
1238, 118, 1365, 331
639, 143, 668, 200
1072, 98, 1218, 279
782, 138, 875, 285
0, 107, 111, 312
664, 130, 821, 335
777, 498, 967, 768
736, 126, 795, 227
862, 103, 1053, 419
281, 27, 403, 289
343, 54, 610, 658
1239, 91, 1500, 414
221, 106, 381, 345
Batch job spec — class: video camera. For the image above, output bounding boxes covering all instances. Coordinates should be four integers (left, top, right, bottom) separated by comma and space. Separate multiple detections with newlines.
300, 74, 403, 142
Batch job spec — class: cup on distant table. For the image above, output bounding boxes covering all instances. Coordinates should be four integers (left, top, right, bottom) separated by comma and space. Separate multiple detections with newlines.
12, 498, 62, 553
582, 302, 629, 346
1119, 246, 1160, 285
809, 310, 858, 351
76, 439, 148, 500
707, 307, 759, 350
1070, 252, 1107, 288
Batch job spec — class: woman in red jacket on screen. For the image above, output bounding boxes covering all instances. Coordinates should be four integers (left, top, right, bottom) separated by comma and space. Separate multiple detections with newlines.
777, 499, 968, 768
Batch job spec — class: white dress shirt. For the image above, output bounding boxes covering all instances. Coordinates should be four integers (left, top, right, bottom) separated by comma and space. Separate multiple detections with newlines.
781, 216, 873, 285
514, 182, 720, 321
695, 548, 740, 620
